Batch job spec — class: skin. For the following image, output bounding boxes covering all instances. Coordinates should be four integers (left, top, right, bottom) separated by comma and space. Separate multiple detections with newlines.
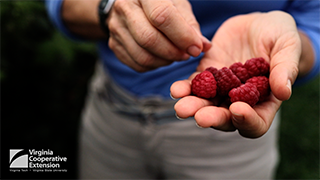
171, 11, 315, 138
61, 1, 315, 138
61, 0, 211, 72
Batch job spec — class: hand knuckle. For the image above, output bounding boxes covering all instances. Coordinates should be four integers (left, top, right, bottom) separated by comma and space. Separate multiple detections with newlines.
113, 0, 125, 13
108, 38, 116, 50
164, 50, 180, 61
107, 19, 116, 33
149, 4, 173, 27
135, 67, 148, 73
292, 65, 299, 79
137, 29, 158, 48
113, 0, 134, 18
137, 54, 155, 67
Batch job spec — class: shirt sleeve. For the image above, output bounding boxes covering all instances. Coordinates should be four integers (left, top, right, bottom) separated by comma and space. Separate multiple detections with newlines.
45, 0, 84, 41
285, 0, 320, 85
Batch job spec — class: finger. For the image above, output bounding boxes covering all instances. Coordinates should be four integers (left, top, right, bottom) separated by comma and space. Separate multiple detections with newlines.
170, 80, 191, 99
170, 72, 199, 99
229, 102, 266, 138
269, 57, 299, 101
172, 0, 212, 52
173, 0, 200, 33
229, 94, 281, 138
108, 37, 149, 72
269, 64, 295, 101
141, 0, 203, 56
194, 106, 235, 131
110, 34, 174, 72
269, 32, 301, 101
113, 0, 191, 61
201, 36, 212, 52
174, 96, 213, 119
108, 16, 175, 72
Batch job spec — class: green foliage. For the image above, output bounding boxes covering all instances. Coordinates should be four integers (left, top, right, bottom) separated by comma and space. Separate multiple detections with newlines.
1, 1, 97, 82
1, 1, 97, 179
276, 77, 320, 179
1, 1, 52, 63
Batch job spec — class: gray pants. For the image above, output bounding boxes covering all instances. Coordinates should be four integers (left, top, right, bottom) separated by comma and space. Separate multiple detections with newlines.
78, 63, 279, 179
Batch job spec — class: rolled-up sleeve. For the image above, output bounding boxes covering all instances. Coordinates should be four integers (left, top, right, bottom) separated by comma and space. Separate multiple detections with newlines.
45, 0, 83, 40
286, 0, 320, 85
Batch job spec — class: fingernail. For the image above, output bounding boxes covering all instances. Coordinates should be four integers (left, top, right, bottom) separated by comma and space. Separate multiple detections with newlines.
232, 112, 244, 124
170, 93, 177, 100
201, 36, 212, 52
175, 113, 186, 120
195, 122, 204, 128
187, 45, 201, 57
201, 35, 211, 44
286, 79, 292, 99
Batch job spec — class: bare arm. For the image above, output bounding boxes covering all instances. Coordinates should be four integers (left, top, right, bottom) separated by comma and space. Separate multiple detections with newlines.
61, 0, 107, 40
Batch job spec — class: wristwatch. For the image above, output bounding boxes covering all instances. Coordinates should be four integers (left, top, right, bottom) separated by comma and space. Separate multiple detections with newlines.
98, 0, 115, 36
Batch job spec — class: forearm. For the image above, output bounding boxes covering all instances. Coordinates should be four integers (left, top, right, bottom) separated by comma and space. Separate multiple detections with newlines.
61, 0, 107, 39
298, 31, 315, 77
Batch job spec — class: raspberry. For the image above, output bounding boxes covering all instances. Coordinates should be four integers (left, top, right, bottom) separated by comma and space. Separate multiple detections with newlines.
229, 62, 250, 83
246, 76, 270, 102
244, 57, 270, 77
190, 57, 271, 105
191, 71, 217, 99
215, 67, 241, 96
205, 66, 218, 76
229, 83, 260, 107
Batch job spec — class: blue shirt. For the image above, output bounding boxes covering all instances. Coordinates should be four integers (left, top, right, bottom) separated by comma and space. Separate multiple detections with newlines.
46, 0, 320, 99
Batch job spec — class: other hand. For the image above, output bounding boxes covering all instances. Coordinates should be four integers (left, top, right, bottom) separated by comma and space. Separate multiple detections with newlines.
107, 0, 211, 72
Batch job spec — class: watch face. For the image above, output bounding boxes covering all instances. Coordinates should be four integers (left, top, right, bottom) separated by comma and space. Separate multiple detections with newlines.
99, 0, 108, 10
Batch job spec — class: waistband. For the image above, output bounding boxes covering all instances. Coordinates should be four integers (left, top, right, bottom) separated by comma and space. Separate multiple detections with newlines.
91, 62, 183, 125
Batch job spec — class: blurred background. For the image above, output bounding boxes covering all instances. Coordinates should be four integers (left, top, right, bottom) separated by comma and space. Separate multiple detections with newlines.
1, 1, 319, 179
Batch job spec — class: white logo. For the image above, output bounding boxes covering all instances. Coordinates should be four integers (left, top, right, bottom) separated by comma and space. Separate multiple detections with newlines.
9, 149, 28, 168
9, 149, 68, 173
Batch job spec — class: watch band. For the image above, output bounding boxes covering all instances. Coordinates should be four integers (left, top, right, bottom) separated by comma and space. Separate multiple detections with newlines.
98, 0, 115, 36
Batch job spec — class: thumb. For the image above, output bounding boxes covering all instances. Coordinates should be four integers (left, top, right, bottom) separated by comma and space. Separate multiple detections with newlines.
173, 0, 211, 52
269, 50, 300, 101
269, 33, 301, 101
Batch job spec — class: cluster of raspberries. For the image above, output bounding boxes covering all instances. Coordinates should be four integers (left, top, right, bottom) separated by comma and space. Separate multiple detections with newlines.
191, 57, 270, 107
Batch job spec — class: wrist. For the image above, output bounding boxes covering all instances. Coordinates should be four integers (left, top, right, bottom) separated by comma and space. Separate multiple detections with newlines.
98, 0, 115, 36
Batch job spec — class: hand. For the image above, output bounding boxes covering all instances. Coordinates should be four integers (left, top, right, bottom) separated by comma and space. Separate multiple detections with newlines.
170, 11, 301, 138
107, 0, 211, 72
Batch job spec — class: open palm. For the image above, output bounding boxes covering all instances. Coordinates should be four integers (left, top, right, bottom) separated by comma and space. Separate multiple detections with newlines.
171, 11, 301, 138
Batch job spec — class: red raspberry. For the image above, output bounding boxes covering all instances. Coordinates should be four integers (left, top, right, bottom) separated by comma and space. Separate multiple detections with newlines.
215, 67, 241, 96
205, 66, 218, 76
229, 83, 260, 107
229, 62, 250, 83
246, 76, 270, 102
191, 71, 217, 99
244, 57, 270, 77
